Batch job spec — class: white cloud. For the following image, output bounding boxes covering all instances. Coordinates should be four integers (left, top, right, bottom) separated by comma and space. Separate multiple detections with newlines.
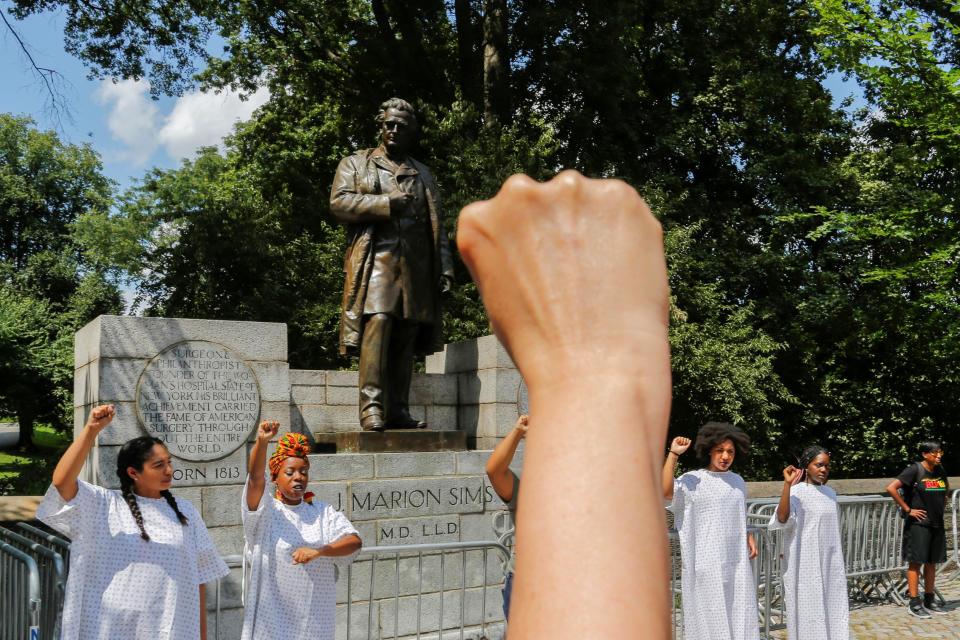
94, 79, 270, 166
158, 86, 270, 161
93, 79, 161, 165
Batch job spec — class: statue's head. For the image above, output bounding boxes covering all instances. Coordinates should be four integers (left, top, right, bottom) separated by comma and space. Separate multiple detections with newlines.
376, 98, 418, 156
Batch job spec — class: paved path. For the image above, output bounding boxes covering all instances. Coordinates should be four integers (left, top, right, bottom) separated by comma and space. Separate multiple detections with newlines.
0, 422, 18, 449
768, 574, 960, 639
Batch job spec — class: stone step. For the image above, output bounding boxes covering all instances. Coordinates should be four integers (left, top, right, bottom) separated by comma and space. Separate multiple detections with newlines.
312, 429, 467, 453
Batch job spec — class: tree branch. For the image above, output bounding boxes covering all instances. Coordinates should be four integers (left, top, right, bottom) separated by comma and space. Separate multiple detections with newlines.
1, 10, 71, 129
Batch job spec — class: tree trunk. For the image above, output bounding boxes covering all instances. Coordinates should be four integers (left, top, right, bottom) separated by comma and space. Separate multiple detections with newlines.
483, 0, 510, 126
454, 0, 481, 105
17, 412, 35, 451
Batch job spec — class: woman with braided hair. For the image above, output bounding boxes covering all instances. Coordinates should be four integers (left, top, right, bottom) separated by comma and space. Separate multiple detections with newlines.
36, 404, 228, 640
768, 446, 848, 639
241, 421, 362, 640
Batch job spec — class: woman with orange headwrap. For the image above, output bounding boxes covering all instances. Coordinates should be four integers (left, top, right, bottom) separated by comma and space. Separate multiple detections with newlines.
240, 421, 362, 640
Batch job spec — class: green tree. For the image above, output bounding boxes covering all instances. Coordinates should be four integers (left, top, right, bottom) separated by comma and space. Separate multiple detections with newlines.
771, 0, 960, 474
0, 289, 71, 448
13, 1, 923, 477
0, 114, 122, 447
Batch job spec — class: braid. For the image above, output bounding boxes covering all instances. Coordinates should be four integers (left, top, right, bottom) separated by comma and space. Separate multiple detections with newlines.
117, 435, 171, 542
121, 484, 151, 541
161, 490, 188, 526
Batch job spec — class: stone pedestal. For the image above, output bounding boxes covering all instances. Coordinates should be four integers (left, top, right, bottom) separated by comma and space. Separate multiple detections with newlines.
72, 317, 525, 639
73, 315, 290, 488
313, 429, 468, 453
290, 369, 460, 434
425, 335, 525, 450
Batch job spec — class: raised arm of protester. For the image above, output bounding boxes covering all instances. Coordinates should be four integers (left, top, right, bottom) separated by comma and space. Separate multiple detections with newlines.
486, 414, 528, 502
776, 465, 804, 523
663, 436, 692, 500
51, 404, 115, 501
457, 170, 672, 639
246, 419, 280, 510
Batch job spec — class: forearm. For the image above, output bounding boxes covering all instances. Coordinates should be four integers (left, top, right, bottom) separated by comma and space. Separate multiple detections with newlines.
320, 533, 362, 557
776, 483, 792, 523
661, 453, 678, 500
512, 377, 671, 639
487, 428, 523, 475
886, 482, 909, 512
246, 437, 270, 509
487, 425, 524, 501
51, 426, 99, 501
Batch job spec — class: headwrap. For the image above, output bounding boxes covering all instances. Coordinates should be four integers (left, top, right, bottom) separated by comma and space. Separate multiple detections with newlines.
269, 432, 314, 503
269, 432, 311, 476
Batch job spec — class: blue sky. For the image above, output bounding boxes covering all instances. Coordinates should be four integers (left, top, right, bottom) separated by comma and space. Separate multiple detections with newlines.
2, 8, 866, 195
1, 9, 268, 193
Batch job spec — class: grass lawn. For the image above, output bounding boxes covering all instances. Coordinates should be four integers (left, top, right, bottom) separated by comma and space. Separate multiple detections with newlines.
0, 424, 72, 495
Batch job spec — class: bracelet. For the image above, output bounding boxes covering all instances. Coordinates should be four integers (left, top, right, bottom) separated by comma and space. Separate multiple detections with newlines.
667, 450, 680, 456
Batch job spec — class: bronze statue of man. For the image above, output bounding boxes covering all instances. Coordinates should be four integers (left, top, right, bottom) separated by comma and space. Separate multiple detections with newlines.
330, 98, 454, 431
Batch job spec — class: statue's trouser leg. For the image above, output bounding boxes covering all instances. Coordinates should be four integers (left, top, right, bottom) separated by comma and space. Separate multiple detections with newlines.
359, 313, 392, 426
386, 320, 418, 424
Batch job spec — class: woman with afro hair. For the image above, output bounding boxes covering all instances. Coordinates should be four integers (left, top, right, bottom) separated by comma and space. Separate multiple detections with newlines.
662, 421, 759, 640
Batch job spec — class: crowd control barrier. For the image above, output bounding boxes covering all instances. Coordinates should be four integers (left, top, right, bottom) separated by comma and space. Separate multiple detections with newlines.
14, 524, 70, 578
0, 538, 41, 640
217, 541, 510, 640
11, 489, 959, 640
945, 489, 960, 581
0, 526, 65, 640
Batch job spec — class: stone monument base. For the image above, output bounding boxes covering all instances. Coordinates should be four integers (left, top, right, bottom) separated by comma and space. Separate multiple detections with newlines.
313, 429, 467, 453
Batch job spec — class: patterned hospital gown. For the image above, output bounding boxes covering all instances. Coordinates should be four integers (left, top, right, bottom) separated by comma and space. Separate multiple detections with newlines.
241, 475, 360, 640
36, 480, 229, 640
668, 469, 760, 640
768, 483, 849, 640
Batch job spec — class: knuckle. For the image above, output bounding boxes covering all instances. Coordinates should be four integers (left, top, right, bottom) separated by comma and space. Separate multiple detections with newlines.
501, 173, 537, 196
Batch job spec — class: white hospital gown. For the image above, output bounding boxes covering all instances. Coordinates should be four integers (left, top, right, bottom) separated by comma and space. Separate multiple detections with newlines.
241, 476, 360, 640
668, 469, 760, 640
36, 480, 229, 640
767, 483, 849, 640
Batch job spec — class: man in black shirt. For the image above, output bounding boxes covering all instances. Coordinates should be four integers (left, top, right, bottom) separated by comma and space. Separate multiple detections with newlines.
886, 440, 950, 618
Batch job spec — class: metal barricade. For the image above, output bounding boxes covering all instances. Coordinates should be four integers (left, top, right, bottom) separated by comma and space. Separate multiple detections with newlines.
751, 495, 913, 605
213, 554, 243, 640
0, 526, 66, 640
942, 488, 959, 580
747, 511, 786, 633
15, 524, 70, 578
343, 541, 510, 640
0, 538, 41, 640
216, 541, 510, 640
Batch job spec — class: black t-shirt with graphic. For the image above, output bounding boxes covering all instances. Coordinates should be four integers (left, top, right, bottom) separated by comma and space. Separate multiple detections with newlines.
897, 463, 949, 528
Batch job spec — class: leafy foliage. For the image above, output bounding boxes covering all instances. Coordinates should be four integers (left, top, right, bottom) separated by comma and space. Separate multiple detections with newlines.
0, 114, 122, 446
774, 0, 960, 475
6, 1, 960, 478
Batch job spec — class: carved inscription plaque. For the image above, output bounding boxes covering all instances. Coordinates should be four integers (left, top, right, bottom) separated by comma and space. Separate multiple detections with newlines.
136, 340, 260, 462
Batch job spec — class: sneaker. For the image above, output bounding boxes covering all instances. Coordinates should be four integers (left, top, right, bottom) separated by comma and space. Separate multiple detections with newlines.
909, 600, 932, 619
924, 598, 949, 615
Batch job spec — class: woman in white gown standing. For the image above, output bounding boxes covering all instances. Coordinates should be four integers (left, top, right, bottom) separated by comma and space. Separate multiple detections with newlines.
662, 422, 759, 640
36, 404, 229, 640
769, 446, 849, 640
241, 421, 362, 640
